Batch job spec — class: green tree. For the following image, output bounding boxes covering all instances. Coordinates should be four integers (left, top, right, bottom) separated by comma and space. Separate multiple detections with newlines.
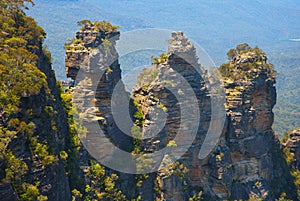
0, 0, 34, 10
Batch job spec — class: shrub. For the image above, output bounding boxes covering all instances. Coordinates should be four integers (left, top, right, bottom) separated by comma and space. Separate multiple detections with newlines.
20, 183, 48, 201
73, 39, 82, 45
60, 151, 68, 161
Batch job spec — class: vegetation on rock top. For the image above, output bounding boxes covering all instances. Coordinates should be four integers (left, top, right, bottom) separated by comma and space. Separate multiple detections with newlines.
77, 19, 120, 32
219, 43, 276, 82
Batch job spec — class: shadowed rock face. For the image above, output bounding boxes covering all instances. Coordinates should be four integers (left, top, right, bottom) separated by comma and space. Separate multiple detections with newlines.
1, 22, 72, 201
0, 183, 19, 201
217, 71, 277, 200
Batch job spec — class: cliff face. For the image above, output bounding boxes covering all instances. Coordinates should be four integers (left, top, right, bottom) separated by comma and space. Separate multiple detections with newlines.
0, 4, 71, 201
17, 38, 72, 201
7, 36, 72, 201
283, 127, 300, 198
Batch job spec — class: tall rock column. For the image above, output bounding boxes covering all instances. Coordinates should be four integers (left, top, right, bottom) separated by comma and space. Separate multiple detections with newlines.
65, 22, 133, 152
133, 32, 212, 200
65, 21, 136, 198
208, 43, 297, 200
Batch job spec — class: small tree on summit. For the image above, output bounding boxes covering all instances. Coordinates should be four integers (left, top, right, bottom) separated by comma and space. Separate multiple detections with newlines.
77, 19, 92, 27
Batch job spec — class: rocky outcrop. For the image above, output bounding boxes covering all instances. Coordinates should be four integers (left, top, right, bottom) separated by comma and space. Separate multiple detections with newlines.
133, 40, 296, 200
132, 32, 211, 200
65, 24, 297, 200
283, 128, 300, 199
284, 128, 300, 169
65, 21, 136, 199
197, 44, 296, 200
65, 22, 134, 153
65, 23, 120, 80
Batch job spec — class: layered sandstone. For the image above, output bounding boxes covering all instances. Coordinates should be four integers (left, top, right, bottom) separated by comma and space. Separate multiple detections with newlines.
133, 39, 296, 200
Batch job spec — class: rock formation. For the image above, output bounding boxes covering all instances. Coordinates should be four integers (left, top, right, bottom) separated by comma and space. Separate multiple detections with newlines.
65, 21, 137, 199
65, 24, 298, 200
65, 21, 134, 155
208, 43, 296, 200
132, 31, 212, 200
283, 127, 300, 199
132, 40, 297, 200
284, 128, 300, 169
2, 3, 298, 200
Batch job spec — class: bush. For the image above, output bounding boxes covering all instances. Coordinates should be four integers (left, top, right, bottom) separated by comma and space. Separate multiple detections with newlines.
73, 39, 82, 45
20, 183, 48, 201
34, 143, 55, 166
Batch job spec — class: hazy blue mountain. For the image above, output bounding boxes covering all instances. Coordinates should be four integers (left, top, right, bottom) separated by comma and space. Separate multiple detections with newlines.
27, 0, 300, 77
26, 0, 300, 135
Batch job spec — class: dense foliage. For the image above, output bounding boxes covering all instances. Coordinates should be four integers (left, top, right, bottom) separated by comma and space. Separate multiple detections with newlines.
0, 0, 52, 200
